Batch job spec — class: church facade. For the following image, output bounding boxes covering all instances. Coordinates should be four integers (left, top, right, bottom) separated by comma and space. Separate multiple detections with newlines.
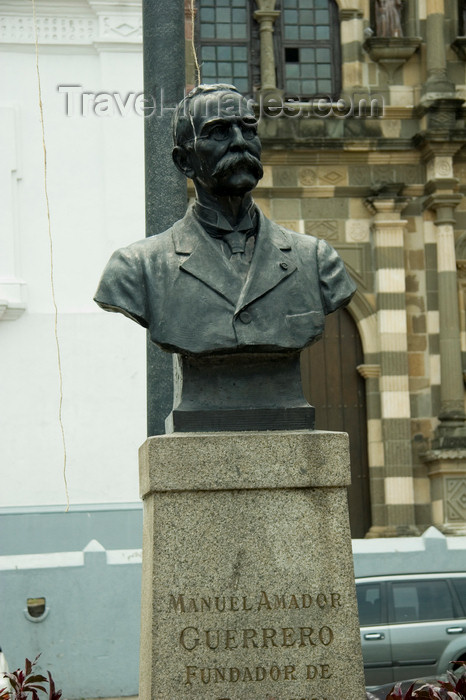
187, 0, 466, 538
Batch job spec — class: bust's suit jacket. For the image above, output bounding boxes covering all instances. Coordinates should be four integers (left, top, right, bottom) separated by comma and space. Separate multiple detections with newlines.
94, 206, 356, 356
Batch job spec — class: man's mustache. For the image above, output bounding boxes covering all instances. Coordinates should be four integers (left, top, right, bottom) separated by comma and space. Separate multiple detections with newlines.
212, 152, 264, 180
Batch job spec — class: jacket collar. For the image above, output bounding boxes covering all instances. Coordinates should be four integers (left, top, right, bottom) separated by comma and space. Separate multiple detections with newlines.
235, 209, 296, 312
173, 206, 297, 309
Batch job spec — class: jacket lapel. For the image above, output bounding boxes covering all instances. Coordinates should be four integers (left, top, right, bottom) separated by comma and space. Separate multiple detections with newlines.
173, 209, 242, 306
236, 212, 297, 312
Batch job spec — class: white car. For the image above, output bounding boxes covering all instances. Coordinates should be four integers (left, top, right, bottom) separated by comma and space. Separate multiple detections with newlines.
357, 572, 466, 688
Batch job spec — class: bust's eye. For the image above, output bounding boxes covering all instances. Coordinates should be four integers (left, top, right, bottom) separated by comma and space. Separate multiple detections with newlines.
209, 124, 231, 141
241, 124, 258, 140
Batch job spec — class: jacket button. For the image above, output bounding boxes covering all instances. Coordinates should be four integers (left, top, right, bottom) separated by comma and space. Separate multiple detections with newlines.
239, 311, 252, 324
280, 262, 288, 270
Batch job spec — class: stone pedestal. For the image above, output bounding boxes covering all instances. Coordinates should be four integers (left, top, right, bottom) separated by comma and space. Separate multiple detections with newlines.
139, 430, 366, 700
167, 353, 314, 433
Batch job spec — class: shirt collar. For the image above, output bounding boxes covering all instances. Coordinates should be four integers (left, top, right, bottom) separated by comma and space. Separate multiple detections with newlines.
193, 200, 258, 237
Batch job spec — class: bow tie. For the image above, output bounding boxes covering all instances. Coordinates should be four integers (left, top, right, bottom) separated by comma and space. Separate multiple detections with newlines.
193, 202, 257, 251
223, 226, 252, 255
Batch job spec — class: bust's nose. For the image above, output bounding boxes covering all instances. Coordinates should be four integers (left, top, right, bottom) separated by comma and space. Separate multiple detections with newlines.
229, 123, 247, 151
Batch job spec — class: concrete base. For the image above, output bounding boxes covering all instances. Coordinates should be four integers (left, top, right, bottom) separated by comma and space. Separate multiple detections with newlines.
138, 430, 366, 700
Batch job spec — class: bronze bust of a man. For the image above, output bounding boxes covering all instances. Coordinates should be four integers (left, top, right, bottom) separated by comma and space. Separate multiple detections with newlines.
95, 84, 356, 431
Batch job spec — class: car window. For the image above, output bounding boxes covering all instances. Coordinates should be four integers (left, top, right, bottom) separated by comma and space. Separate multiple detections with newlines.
357, 583, 383, 626
450, 578, 466, 614
451, 578, 466, 615
391, 580, 454, 623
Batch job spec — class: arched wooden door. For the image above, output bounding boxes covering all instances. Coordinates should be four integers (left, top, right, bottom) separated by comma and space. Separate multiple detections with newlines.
300, 309, 371, 538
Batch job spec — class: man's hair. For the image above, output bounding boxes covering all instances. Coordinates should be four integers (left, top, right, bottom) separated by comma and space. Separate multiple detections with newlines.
172, 83, 243, 148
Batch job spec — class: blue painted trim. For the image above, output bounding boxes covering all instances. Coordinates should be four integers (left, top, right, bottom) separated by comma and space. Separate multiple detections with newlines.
1, 505, 143, 556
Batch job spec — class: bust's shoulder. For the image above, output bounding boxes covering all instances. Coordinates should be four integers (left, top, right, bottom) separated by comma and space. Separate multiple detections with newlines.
108, 221, 182, 268
121, 224, 176, 255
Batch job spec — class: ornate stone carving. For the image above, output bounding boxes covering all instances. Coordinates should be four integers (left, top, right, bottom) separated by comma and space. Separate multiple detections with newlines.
320, 168, 346, 185
100, 15, 142, 42
424, 449, 466, 462
400, 164, 422, 184
437, 159, 453, 177
363, 37, 421, 84
305, 220, 339, 240
373, 164, 396, 182
446, 478, 466, 521
0, 2, 143, 46
428, 109, 456, 130
456, 232, 466, 260
0, 15, 96, 44
427, 157, 453, 181
351, 166, 371, 186
299, 168, 317, 186
347, 220, 370, 242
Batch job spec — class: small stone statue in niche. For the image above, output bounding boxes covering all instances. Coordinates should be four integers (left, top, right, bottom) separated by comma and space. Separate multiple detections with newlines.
94, 84, 356, 431
375, 0, 403, 37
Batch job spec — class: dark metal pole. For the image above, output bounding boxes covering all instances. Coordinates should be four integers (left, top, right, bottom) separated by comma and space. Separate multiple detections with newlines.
143, 0, 187, 436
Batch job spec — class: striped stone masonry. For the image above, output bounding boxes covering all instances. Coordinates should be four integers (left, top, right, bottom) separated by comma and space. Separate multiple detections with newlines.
404, 212, 434, 529
357, 363, 386, 538
421, 148, 466, 532
365, 196, 418, 535
424, 189, 465, 432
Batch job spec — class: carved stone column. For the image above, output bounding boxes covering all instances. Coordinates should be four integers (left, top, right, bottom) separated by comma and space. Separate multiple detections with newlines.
356, 363, 386, 538
254, 0, 280, 93
404, 0, 419, 37
422, 148, 466, 533
365, 193, 418, 536
423, 0, 455, 101
184, 0, 196, 91
457, 244, 466, 386
427, 195, 465, 435
422, 152, 465, 445
339, 6, 365, 95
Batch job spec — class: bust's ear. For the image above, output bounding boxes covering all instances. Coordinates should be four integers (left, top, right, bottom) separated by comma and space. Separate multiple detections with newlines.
172, 146, 195, 179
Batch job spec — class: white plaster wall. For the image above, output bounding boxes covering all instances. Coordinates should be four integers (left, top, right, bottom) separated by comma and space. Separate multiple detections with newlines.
0, 6, 147, 507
